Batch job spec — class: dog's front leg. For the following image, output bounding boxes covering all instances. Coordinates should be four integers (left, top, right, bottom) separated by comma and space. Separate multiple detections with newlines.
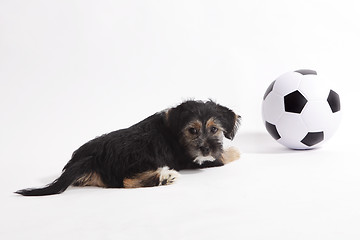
219, 147, 240, 165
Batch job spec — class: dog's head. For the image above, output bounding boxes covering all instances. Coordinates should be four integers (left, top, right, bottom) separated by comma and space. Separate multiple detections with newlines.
166, 100, 240, 164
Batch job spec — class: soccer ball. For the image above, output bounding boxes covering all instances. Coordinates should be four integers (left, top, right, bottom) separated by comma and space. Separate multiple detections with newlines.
262, 69, 341, 149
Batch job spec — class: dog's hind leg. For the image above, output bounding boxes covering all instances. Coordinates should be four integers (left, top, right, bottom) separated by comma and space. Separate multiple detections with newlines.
123, 166, 180, 188
73, 172, 106, 187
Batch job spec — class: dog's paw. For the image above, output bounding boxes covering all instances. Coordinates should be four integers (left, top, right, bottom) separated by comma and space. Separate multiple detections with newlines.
221, 147, 240, 164
158, 167, 180, 186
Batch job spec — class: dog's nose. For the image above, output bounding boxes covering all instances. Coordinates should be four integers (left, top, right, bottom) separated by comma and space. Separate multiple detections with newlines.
200, 146, 210, 156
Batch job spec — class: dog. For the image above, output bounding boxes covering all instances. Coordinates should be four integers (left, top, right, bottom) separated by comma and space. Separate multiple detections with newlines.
16, 100, 240, 196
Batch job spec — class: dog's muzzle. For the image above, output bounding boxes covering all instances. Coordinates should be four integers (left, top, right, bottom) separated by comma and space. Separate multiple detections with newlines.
199, 146, 210, 156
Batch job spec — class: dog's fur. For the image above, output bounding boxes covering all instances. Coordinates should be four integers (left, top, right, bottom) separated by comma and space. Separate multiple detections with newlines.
16, 100, 240, 196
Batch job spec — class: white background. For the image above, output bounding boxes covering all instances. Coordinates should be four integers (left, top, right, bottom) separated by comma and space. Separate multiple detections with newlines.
1, 0, 359, 239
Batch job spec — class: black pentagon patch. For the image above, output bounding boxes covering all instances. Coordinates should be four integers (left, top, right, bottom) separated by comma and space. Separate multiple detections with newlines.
327, 89, 341, 113
263, 80, 275, 100
301, 132, 324, 147
284, 90, 308, 114
295, 69, 317, 75
265, 121, 281, 140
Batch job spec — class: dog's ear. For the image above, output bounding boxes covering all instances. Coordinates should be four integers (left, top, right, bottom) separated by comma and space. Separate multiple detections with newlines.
164, 100, 201, 129
214, 103, 240, 140
164, 104, 185, 135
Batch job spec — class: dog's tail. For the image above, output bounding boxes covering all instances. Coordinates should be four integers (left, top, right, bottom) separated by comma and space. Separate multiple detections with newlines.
15, 156, 92, 197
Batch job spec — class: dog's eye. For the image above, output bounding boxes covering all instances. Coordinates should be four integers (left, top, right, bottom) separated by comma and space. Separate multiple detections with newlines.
188, 128, 198, 135
210, 126, 218, 134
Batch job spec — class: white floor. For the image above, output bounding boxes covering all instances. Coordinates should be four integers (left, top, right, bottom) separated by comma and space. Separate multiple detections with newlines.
1, 127, 359, 240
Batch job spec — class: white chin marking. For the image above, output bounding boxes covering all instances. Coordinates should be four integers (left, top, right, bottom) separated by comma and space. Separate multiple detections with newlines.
193, 156, 216, 165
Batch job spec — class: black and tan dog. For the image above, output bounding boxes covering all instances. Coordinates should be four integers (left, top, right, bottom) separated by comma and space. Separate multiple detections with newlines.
16, 100, 240, 196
